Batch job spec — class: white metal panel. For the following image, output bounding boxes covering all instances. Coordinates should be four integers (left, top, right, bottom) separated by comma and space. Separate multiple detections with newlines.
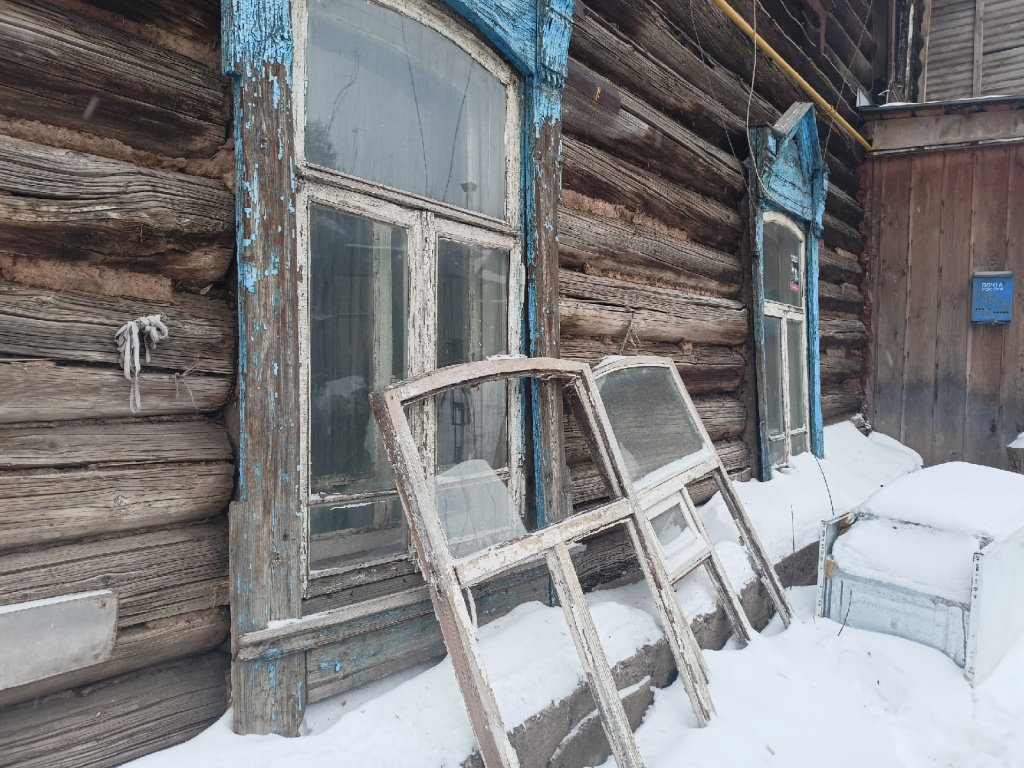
0, 590, 117, 690
965, 525, 1024, 684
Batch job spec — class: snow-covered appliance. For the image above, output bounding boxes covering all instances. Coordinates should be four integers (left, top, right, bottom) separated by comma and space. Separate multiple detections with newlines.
816, 462, 1024, 685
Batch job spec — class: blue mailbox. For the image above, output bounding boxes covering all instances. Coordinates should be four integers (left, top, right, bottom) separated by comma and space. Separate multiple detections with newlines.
971, 271, 1013, 324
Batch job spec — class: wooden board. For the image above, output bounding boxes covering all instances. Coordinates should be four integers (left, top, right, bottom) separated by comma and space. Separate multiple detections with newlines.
0, 0, 228, 158
0, 135, 234, 288
0, 607, 228, 708
901, 152, 944, 457
0, 651, 228, 768
869, 155, 913, 441
0, 417, 231, 470
0, 362, 232, 423
0, 462, 233, 550
965, 146, 1010, 468
999, 143, 1024, 458
0, 283, 236, 375
0, 522, 229, 627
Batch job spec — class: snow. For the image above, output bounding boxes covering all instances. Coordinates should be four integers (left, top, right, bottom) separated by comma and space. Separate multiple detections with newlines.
831, 518, 980, 603
700, 422, 922, 563
855, 461, 1024, 541
1009, 432, 1024, 449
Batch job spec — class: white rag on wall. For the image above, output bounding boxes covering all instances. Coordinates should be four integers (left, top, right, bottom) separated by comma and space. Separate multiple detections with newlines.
115, 314, 169, 413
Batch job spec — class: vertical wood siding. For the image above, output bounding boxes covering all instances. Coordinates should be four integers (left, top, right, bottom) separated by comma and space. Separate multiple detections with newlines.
865, 143, 1024, 469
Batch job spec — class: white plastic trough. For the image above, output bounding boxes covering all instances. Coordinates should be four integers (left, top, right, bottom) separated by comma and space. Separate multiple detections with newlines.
816, 462, 1024, 685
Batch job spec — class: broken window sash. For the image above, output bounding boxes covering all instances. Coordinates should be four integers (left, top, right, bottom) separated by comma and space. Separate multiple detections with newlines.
593, 356, 794, 629
372, 357, 715, 768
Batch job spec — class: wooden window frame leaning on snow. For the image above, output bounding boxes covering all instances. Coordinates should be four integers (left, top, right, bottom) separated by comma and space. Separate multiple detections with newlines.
591, 355, 793, 629
746, 103, 829, 480
222, 0, 574, 738
370, 356, 716, 768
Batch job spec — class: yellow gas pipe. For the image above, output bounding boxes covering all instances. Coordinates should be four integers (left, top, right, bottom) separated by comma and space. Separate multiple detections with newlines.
707, 0, 874, 153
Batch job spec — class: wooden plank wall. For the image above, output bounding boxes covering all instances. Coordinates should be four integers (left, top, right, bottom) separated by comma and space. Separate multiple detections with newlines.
864, 142, 1024, 469
559, 0, 874, 501
0, 1, 234, 765
923, 0, 1024, 100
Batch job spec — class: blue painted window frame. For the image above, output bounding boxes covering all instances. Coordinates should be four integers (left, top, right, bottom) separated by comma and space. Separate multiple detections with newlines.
747, 104, 829, 480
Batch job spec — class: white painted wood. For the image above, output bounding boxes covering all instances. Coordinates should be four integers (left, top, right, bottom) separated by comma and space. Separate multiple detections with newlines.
0, 590, 117, 690
965, 526, 1024, 684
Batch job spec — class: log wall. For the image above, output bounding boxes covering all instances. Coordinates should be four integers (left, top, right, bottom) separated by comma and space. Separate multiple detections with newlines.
559, 0, 874, 492
0, 1, 234, 765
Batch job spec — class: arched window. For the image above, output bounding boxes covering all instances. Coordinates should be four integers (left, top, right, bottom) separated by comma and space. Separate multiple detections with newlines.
224, 0, 573, 736
747, 104, 828, 479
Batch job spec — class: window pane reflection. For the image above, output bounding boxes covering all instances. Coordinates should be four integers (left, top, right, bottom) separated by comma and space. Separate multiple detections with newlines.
787, 318, 808, 433
307, 0, 508, 219
309, 204, 408, 496
651, 503, 695, 563
310, 497, 406, 570
763, 218, 804, 307
436, 240, 509, 470
596, 366, 704, 486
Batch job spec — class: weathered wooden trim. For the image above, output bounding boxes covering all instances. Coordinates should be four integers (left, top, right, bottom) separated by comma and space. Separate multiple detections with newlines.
0, 0, 229, 158
867, 108, 1024, 154
0, 416, 231, 470
0, 283, 236, 375
0, 362, 231, 423
0, 462, 233, 550
0, 607, 228, 709
0, 523, 228, 626
0, 651, 229, 768
0, 135, 234, 288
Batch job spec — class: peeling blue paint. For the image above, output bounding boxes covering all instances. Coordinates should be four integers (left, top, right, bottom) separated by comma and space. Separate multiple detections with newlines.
747, 104, 828, 480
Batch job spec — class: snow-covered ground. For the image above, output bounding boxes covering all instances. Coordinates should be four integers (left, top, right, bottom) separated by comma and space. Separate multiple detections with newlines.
124, 424, 1024, 768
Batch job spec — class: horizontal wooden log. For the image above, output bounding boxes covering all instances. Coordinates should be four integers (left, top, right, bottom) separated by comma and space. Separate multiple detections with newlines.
0, 522, 229, 626
819, 281, 865, 314
569, 3, 767, 153
0, 362, 232, 423
559, 336, 745, 394
819, 317, 868, 349
0, 651, 228, 768
0, 416, 230, 470
562, 136, 743, 250
559, 270, 748, 346
819, 246, 863, 285
823, 212, 865, 255
563, 62, 746, 203
0, 607, 228, 708
822, 380, 865, 422
0, 135, 234, 287
77, 0, 221, 44
0, 282, 236, 374
0, 0, 228, 158
0, 462, 233, 550
558, 205, 743, 297
820, 353, 865, 384
825, 185, 864, 232
0, 254, 173, 302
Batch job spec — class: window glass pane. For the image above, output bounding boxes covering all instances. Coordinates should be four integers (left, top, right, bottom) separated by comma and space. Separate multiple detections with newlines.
763, 313, 785, 436
435, 460, 524, 560
309, 204, 408, 497
787, 318, 808, 433
596, 365, 704, 486
436, 240, 509, 470
651, 503, 696, 563
307, 0, 508, 219
763, 217, 804, 307
310, 497, 406, 570
791, 431, 810, 457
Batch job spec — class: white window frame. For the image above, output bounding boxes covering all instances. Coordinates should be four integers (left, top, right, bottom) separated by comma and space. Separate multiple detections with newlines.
292, 0, 526, 587
761, 210, 811, 469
